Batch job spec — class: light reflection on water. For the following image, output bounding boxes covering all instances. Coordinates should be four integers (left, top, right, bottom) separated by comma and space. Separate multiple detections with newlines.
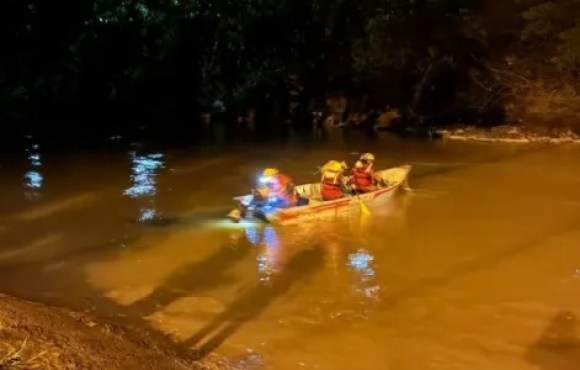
123, 151, 165, 222
244, 226, 261, 246
244, 226, 282, 285
347, 249, 380, 300
24, 141, 43, 198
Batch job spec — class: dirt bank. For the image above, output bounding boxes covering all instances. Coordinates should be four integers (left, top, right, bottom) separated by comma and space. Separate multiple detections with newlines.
0, 294, 229, 370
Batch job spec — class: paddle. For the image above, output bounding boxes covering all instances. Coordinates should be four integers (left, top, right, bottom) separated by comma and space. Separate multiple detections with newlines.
350, 177, 372, 217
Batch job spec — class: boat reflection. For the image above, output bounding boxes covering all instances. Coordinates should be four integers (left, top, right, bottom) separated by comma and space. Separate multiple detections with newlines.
244, 226, 284, 285
244, 225, 261, 246
24, 142, 43, 199
123, 151, 165, 222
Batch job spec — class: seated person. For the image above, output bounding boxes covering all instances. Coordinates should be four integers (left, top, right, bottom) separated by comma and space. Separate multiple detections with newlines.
350, 153, 385, 193
320, 160, 351, 201
227, 168, 301, 222
255, 168, 298, 208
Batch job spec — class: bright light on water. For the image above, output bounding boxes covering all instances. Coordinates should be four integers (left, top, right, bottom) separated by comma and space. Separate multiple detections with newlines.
348, 249, 380, 300
257, 253, 270, 283
28, 153, 41, 166
24, 142, 43, 195
123, 152, 165, 198
250, 226, 281, 285
138, 209, 157, 222
245, 226, 261, 246
124, 152, 165, 223
263, 226, 279, 249
348, 249, 375, 280
24, 171, 43, 189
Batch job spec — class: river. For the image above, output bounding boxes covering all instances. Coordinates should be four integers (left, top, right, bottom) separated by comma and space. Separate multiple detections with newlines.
1, 135, 580, 369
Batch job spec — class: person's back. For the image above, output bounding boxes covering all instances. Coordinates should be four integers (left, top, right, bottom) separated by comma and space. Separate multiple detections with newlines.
320, 160, 349, 201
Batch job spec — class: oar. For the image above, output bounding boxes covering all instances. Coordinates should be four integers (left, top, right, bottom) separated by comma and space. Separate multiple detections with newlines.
350, 177, 371, 217
353, 189, 371, 217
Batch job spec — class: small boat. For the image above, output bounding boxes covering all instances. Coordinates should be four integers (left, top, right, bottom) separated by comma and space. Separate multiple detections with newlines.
230, 165, 412, 225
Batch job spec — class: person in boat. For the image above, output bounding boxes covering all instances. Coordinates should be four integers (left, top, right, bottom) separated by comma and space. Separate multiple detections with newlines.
255, 168, 299, 207
320, 160, 351, 201
227, 168, 303, 222
350, 153, 386, 193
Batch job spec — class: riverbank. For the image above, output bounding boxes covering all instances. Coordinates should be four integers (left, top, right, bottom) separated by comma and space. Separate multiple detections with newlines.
436, 125, 580, 143
0, 294, 229, 370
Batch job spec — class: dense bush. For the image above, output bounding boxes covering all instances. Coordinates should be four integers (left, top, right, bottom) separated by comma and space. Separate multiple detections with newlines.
1, 0, 578, 144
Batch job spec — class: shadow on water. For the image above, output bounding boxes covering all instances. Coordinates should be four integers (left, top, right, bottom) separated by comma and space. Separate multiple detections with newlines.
412, 142, 568, 182
526, 311, 580, 370
380, 214, 580, 310
129, 236, 254, 316
182, 246, 324, 359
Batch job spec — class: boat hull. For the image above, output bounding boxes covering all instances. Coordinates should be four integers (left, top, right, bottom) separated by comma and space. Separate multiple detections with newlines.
233, 165, 412, 225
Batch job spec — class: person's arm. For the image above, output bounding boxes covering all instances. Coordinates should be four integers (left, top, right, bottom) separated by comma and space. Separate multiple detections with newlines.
340, 172, 351, 185
254, 186, 270, 200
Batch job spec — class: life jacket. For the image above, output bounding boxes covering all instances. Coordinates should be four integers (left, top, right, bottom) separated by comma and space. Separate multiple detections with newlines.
351, 167, 373, 188
321, 171, 345, 200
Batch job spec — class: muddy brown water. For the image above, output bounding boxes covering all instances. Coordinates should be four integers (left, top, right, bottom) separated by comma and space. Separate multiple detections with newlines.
1, 136, 580, 369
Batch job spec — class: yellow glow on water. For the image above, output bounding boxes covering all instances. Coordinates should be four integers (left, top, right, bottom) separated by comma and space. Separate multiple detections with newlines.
200, 219, 265, 231
321, 238, 341, 273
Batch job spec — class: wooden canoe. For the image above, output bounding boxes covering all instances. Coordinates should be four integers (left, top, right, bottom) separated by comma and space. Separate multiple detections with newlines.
233, 164, 412, 225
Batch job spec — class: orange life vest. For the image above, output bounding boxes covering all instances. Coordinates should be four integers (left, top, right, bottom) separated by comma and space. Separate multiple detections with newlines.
351, 167, 373, 189
321, 171, 345, 200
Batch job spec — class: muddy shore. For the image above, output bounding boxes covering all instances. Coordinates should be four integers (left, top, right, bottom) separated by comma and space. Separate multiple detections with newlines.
436, 125, 580, 143
0, 294, 229, 370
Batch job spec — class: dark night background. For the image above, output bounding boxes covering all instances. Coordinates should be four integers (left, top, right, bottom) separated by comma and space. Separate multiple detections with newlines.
1, 0, 579, 150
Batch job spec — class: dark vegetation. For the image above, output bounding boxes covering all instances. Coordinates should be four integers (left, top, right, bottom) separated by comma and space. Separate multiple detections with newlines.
1, 0, 579, 148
